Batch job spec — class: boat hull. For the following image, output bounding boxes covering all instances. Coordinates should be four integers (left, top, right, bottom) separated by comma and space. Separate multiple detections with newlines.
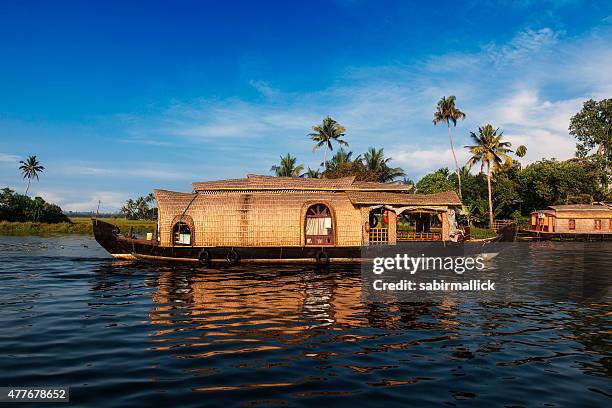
520, 229, 612, 241
92, 219, 515, 265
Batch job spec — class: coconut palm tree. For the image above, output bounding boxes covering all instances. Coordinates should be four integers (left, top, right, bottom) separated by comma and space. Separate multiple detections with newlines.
135, 196, 148, 220
19, 155, 45, 195
309, 116, 348, 169
305, 168, 321, 178
466, 124, 513, 229
515, 145, 527, 158
145, 193, 156, 217
363, 147, 406, 182
326, 148, 357, 172
433, 96, 466, 199
270, 153, 305, 177
121, 199, 137, 219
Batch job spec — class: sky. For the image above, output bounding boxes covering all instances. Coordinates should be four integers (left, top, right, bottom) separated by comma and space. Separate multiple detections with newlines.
1, 0, 612, 212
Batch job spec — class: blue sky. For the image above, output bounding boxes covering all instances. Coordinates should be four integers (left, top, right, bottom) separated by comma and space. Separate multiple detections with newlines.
1, 0, 612, 211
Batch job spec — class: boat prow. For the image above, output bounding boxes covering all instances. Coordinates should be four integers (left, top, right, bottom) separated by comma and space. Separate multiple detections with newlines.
92, 218, 137, 260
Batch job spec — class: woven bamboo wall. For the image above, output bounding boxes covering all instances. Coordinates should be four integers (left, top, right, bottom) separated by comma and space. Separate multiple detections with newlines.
155, 190, 363, 247
555, 217, 612, 233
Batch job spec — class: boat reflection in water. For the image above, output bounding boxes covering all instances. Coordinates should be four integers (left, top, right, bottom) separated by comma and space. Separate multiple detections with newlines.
149, 267, 371, 347
147, 266, 466, 359
137, 262, 610, 405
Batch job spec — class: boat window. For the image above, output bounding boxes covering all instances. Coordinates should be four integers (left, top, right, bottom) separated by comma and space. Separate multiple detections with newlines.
569, 219, 576, 230
305, 204, 334, 245
594, 219, 601, 230
173, 222, 192, 246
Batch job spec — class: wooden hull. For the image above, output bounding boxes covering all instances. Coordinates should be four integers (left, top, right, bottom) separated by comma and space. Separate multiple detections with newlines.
520, 229, 612, 241
92, 219, 515, 265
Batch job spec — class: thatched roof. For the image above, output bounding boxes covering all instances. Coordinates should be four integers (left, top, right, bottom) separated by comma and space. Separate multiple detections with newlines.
533, 209, 555, 215
346, 191, 461, 206
549, 204, 611, 211
533, 204, 612, 219
192, 174, 412, 192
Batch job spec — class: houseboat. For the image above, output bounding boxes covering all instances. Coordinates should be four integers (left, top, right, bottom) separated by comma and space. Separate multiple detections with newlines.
93, 174, 515, 264
524, 203, 612, 240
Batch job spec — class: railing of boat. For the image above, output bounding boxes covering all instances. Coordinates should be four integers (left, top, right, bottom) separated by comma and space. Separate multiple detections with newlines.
492, 219, 515, 231
397, 231, 442, 241
369, 228, 388, 244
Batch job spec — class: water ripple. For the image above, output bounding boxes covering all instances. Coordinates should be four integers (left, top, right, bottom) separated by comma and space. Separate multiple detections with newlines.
0, 235, 610, 407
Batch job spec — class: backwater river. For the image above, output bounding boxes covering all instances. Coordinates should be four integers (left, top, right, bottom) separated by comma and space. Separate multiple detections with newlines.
0, 235, 610, 407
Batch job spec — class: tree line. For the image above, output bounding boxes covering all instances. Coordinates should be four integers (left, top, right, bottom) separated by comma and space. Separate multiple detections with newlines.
0, 156, 69, 223
119, 193, 157, 220
271, 97, 612, 228
0, 187, 68, 223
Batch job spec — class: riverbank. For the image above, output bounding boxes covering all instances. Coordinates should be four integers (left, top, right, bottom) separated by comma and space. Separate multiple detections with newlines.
0, 217, 155, 235
470, 226, 498, 239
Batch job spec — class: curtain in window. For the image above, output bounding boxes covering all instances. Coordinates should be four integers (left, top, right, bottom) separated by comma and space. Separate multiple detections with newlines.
306, 218, 329, 235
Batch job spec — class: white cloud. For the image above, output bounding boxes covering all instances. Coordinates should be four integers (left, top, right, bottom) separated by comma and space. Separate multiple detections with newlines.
27, 189, 64, 204
26, 186, 127, 213
393, 147, 470, 174
0, 153, 20, 163
62, 191, 126, 213
58, 165, 189, 181
249, 80, 281, 99
503, 129, 575, 162
485, 28, 562, 65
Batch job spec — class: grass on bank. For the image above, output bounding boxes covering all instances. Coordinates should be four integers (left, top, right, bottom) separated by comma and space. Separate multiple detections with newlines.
469, 226, 498, 240
1, 217, 500, 240
0, 217, 155, 235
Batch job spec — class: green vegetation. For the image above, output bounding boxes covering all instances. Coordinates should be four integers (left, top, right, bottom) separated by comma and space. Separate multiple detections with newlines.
0, 217, 155, 235
416, 168, 456, 194
469, 226, 498, 240
270, 153, 305, 177
309, 116, 348, 169
570, 98, 612, 161
120, 193, 157, 220
515, 145, 528, 158
323, 147, 406, 182
569, 98, 612, 189
270, 145, 407, 183
305, 168, 321, 178
433, 95, 466, 199
417, 158, 610, 227
362, 147, 405, 182
75, 217, 155, 234
0, 187, 68, 223
18, 155, 44, 195
466, 124, 514, 228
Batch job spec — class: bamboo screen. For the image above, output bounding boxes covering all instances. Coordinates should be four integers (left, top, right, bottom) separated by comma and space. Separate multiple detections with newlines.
155, 190, 364, 247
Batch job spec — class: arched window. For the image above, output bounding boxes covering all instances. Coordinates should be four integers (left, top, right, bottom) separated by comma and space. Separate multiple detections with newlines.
305, 204, 334, 245
172, 221, 192, 246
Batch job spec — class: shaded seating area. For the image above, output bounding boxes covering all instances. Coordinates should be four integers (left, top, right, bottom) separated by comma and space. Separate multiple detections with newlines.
396, 210, 443, 241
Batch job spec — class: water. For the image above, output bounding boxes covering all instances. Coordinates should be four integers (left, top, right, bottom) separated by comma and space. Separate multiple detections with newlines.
0, 235, 610, 407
